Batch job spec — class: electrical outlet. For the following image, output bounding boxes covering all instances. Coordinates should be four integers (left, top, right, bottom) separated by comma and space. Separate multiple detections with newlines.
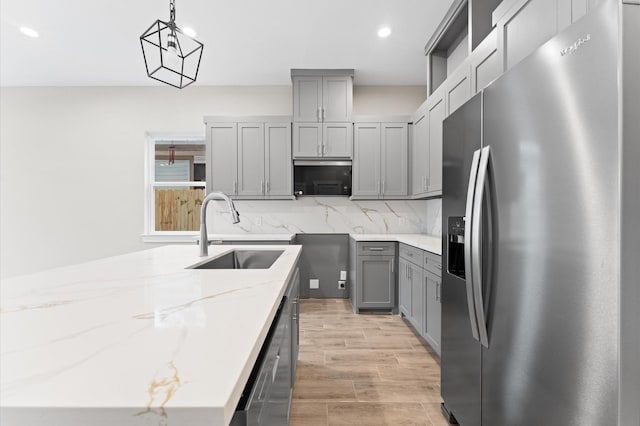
310, 279, 319, 289
338, 281, 346, 290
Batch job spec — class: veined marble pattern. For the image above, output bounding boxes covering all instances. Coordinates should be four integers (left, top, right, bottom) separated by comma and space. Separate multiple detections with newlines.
425, 199, 442, 237
205, 197, 429, 235
0, 245, 302, 426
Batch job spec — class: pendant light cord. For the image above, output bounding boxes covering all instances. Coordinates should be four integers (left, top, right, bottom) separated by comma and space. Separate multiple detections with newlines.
169, 0, 176, 27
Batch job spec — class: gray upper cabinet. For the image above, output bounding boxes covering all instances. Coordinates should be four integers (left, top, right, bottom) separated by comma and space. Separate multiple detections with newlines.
322, 76, 353, 122
411, 104, 429, 198
323, 123, 353, 157
293, 122, 352, 159
491, 0, 604, 74
426, 85, 445, 196
207, 122, 238, 195
292, 75, 352, 123
237, 123, 265, 197
265, 122, 292, 197
469, 28, 500, 94
445, 63, 471, 116
292, 70, 354, 159
381, 123, 409, 197
352, 119, 408, 199
292, 123, 322, 157
205, 117, 293, 199
293, 77, 323, 122
352, 123, 381, 198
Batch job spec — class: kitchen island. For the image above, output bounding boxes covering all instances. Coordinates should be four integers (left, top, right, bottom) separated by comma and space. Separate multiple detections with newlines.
0, 244, 302, 426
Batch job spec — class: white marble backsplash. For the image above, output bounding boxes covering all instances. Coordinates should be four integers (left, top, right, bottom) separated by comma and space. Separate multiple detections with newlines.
205, 197, 430, 235
425, 198, 442, 237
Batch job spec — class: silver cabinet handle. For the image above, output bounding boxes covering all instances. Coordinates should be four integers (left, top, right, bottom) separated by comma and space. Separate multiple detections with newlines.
322, 144, 326, 156
472, 145, 492, 348
317, 144, 321, 156
266, 181, 270, 193
391, 262, 394, 273
368, 247, 385, 251
317, 107, 321, 122
465, 149, 481, 342
322, 107, 325, 121
436, 282, 441, 302
382, 181, 385, 194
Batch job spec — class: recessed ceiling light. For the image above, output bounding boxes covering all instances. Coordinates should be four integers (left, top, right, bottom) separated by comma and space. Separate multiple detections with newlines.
378, 27, 391, 38
182, 27, 197, 38
19, 27, 39, 38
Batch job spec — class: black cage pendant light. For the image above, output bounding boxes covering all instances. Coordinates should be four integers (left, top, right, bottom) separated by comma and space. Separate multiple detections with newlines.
140, 0, 204, 89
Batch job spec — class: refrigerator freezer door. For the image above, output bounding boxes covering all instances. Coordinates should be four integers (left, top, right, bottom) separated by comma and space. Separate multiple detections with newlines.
481, 1, 619, 425
441, 92, 483, 426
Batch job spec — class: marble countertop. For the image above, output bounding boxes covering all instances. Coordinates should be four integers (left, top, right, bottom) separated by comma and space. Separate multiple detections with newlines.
0, 244, 302, 426
349, 233, 442, 255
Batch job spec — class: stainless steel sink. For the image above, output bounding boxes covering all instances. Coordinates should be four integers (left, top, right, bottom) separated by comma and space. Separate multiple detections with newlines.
189, 250, 284, 270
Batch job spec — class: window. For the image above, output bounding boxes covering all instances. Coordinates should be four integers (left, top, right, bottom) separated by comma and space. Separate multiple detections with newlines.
143, 133, 206, 242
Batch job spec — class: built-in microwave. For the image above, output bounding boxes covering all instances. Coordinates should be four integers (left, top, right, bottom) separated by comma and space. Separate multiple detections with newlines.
293, 160, 352, 196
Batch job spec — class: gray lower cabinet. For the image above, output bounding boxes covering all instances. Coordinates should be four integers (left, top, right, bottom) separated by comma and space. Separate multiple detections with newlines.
352, 121, 409, 199
424, 270, 442, 355
350, 240, 397, 313
399, 243, 442, 355
399, 245, 425, 334
231, 267, 299, 426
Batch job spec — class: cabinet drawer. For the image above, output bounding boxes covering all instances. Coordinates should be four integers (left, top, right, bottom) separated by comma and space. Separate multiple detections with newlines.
357, 241, 396, 256
399, 243, 422, 266
423, 251, 442, 276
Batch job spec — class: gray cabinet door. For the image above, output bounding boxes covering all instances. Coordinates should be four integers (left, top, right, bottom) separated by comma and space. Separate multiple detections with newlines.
446, 65, 471, 117
352, 123, 381, 198
398, 259, 412, 318
293, 123, 321, 158
409, 263, 424, 334
424, 270, 441, 355
237, 123, 265, 196
322, 76, 353, 122
293, 76, 322, 122
208, 122, 238, 194
427, 86, 445, 195
323, 123, 353, 158
470, 29, 500, 94
411, 106, 428, 197
381, 123, 408, 197
496, 0, 567, 72
357, 255, 395, 309
265, 122, 292, 197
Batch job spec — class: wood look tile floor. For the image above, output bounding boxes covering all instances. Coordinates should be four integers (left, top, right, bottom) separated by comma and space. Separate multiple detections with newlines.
291, 299, 448, 426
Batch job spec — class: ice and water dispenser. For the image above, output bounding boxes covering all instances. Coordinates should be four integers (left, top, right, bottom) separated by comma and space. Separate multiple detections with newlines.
448, 216, 466, 279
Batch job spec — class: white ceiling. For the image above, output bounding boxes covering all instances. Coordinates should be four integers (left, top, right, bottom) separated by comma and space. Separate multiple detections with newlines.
0, 0, 455, 87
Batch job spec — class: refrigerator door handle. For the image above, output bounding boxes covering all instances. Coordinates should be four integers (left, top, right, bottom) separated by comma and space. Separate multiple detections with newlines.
472, 145, 491, 348
464, 149, 482, 341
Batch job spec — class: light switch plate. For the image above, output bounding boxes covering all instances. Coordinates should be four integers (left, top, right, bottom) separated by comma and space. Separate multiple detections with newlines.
340, 270, 347, 280
310, 279, 320, 289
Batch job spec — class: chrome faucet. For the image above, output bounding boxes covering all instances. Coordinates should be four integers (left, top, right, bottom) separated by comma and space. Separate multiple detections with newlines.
199, 192, 240, 257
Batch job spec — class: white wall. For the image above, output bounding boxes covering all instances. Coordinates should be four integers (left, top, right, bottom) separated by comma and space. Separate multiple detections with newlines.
0, 85, 428, 278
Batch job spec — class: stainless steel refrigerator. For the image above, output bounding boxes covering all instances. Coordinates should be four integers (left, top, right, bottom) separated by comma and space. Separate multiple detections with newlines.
440, 1, 640, 425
